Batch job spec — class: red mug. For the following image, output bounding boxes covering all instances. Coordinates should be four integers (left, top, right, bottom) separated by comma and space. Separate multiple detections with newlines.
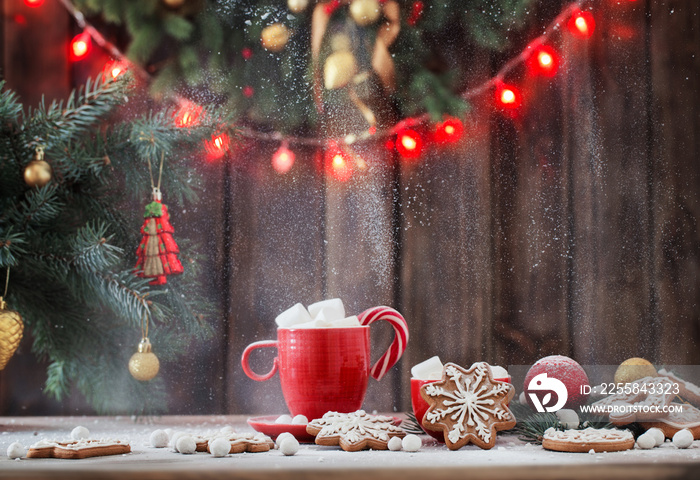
241, 306, 408, 421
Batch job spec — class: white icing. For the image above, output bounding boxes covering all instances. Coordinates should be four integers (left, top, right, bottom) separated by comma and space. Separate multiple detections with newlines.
423, 363, 513, 445
308, 410, 404, 445
652, 404, 700, 428
543, 427, 633, 444
31, 438, 129, 450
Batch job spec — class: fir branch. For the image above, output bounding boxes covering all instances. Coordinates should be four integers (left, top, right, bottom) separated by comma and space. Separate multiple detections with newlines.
0, 228, 27, 268
8, 184, 64, 230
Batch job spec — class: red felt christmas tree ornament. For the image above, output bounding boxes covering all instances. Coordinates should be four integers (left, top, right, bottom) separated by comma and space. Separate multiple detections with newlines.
134, 154, 183, 285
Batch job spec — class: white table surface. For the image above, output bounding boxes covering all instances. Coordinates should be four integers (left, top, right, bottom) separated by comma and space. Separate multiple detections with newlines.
1, 415, 699, 479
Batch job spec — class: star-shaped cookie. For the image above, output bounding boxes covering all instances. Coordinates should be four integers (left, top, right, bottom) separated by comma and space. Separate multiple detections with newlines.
306, 410, 406, 451
420, 362, 516, 450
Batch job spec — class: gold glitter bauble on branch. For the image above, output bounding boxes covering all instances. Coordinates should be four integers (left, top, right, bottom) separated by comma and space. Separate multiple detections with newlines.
349, 0, 381, 26
0, 296, 24, 371
162, 0, 186, 7
128, 338, 160, 381
261, 23, 290, 52
324, 51, 357, 90
614, 357, 657, 385
23, 146, 52, 188
287, 0, 309, 14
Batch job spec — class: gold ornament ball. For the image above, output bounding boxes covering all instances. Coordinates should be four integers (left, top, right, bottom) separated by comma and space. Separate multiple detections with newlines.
350, 0, 381, 27
287, 0, 309, 14
261, 24, 290, 52
162, 0, 186, 8
0, 297, 24, 371
24, 159, 52, 187
614, 357, 657, 385
128, 338, 160, 381
324, 51, 358, 90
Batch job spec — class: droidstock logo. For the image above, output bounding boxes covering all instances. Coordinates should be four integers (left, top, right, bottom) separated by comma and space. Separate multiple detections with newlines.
526, 373, 568, 413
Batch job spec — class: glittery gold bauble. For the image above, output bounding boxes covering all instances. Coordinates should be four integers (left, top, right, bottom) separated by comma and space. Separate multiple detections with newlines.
128, 338, 160, 381
0, 297, 24, 371
324, 51, 357, 90
287, 0, 309, 14
261, 24, 290, 52
349, 0, 381, 26
162, 0, 186, 7
614, 357, 657, 385
23, 159, 52, 187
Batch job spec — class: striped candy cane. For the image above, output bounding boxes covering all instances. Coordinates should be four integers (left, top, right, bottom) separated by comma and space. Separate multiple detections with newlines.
358, 306, 409, 381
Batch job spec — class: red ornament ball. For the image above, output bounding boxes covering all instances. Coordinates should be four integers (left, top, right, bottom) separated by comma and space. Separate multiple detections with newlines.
523, 355, 589, 409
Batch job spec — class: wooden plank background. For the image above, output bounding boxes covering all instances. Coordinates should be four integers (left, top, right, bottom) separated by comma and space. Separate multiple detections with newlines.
1, 0, 699, 416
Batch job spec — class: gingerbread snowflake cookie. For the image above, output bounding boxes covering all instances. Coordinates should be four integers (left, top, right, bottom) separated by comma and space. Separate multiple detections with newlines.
27, 439, 131, 459
542, 427, 634, 453
306, 410, 406, 451
420, 362, 515, 450
204, 432, 275, 454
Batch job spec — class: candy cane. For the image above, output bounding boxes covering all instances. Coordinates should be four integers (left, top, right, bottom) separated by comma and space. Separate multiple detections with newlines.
358, 306, 409, 381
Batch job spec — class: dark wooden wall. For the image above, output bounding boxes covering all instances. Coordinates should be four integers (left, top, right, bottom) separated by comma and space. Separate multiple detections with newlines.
2, 0, 699, 416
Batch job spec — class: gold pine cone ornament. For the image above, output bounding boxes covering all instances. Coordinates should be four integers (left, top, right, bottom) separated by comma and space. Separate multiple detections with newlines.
0, 297, 24, 370
128, 338, 160, 381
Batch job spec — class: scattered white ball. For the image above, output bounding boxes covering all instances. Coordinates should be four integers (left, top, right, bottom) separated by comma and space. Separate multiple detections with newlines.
275, 414, 293, 424
150, 429, 169, 448
279, 436, 300, 456
402, 434, 422, 452
555, 409, 580, 429
71, 426, 90, 440
209, 437, 231, 457
636, 433, 656, 450
219, 425, 235, 435
673, 429, 694, 449
387, 436, 403, 451
276, 432, 294, 447
7, 442, 26, 459
176, 435, 197, 454
519, 391, 527, 405
645, 427, 665, 447
291, 414, 308, 425
169, 431, 185, 449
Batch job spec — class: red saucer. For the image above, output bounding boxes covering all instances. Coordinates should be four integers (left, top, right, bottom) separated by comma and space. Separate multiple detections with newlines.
247, 416, 316, 443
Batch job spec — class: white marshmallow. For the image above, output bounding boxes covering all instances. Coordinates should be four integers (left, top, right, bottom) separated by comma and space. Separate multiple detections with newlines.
489, 365, 510, 380
7, 442, 26, 459
402, 434, 422, 452
329, 316, 362, 328
150, 429, 169, 448
646, 427, 665, 447
71, 426, 90, 440
291, 414, 308, 425
275, 414, 293, 424
294, 318, 331, 328
555, 409, 580, 429
275, 303, 313, 328
209, 437, 231, 457
673, 429, 694, 449
411, 356, 444, 380
308, 299, 345, 322
276, 432, 294, 447
636, 433, 656, 449
279, 436, 299, 456
387, 436, 403, 451
176, 435, 197, 454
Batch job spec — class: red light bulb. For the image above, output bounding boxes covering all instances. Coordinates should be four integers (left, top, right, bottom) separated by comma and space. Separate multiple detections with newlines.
70, 32, 91, 61
24, 0, 44, 7
272, 144, 295, 174
395, 129, 423, 160
325, 144, 353, 182
175, 102, 202, 128
528, 45, 559, 76
435, 117, 464, 145
496, 85, 521, 109
204, 133, 230, 160
568, 10, 595, 38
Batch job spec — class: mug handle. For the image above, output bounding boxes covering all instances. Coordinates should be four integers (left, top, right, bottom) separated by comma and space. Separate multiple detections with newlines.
241, 340, 279, 381
358, 306, 409, 381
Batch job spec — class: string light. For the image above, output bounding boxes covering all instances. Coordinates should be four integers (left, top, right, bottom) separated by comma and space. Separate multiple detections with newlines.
24, 0, 45, 7
529, 45, 559, 76
175, 102, 203, 128
434, 117, 464, 145
496, 85, 521, 109
326, 143, 353, 181
70, 32, 91, 61
395, 129, 423, 160
568, 9, 595, 38
272, 143, 295, 174
103, 60, 127, 80
204, 133, 230, 160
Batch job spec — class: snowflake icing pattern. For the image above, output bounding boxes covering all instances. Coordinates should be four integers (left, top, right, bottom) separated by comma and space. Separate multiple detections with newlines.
424, 362, 513, 446
308, 410, 404, 449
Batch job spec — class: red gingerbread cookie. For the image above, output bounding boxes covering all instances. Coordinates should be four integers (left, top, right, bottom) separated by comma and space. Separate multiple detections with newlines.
420, 362, 516, 450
